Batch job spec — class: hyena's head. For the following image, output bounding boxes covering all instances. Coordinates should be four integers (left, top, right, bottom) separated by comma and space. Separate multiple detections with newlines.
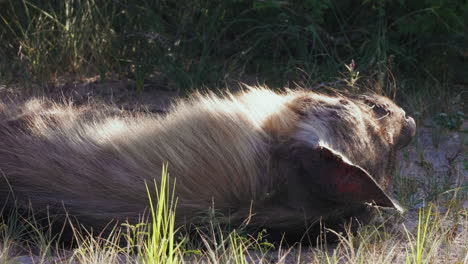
354, 93, 416, 150
349, 93, 416, 188
274, 90, 416, 213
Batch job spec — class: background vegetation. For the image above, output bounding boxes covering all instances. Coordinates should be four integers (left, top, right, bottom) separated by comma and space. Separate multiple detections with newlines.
0, 0, 466, 101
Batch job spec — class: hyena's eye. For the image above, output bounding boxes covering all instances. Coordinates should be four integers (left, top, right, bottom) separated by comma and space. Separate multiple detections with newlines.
371, 104, 392, 120
359, 96, 391, 119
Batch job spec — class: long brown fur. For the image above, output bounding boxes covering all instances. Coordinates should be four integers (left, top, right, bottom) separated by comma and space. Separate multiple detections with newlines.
0, 87, 415, 242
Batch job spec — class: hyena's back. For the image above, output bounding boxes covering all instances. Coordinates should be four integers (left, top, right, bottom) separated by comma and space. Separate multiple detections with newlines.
0, 90, 288, 228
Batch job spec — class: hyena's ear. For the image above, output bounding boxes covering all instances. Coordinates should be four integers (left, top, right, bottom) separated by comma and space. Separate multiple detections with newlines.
293, 144, 404, 212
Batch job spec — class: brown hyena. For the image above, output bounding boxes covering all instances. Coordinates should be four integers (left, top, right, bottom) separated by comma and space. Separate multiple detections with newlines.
0, 87, 415, 243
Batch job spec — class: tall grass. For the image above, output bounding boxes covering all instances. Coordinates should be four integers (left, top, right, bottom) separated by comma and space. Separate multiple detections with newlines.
404, 204, 439, 264
139, 164, 182, 264
0, 0, 118, 85
1, 0, 466, 98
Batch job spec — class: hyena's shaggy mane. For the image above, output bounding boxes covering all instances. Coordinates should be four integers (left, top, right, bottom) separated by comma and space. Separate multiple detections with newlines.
0, 87, 415, 242
0, 89, 294, 224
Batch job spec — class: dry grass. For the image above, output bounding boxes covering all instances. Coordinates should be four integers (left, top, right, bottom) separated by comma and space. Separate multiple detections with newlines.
0, 174, 466, 264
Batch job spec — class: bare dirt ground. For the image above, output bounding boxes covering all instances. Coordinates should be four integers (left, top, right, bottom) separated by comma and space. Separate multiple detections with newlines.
1, 77, 466, 263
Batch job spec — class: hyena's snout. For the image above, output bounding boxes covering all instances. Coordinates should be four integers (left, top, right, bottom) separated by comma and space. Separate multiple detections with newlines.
397, 115, 416, 149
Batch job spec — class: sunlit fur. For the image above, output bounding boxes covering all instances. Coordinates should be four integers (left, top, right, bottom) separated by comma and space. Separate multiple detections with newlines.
0, 87, 415, 239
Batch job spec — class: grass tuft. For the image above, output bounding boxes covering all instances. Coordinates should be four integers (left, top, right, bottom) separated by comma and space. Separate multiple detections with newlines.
139, 164, 182, 264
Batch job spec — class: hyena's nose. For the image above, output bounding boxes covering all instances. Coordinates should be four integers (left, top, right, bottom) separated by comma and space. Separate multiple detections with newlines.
396, 116, 416, 149
406, 116, 416, 137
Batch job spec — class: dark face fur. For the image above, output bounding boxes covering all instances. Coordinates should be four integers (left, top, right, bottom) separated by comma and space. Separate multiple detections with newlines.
356, 94, 416, 149
351, 93, 416, 188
